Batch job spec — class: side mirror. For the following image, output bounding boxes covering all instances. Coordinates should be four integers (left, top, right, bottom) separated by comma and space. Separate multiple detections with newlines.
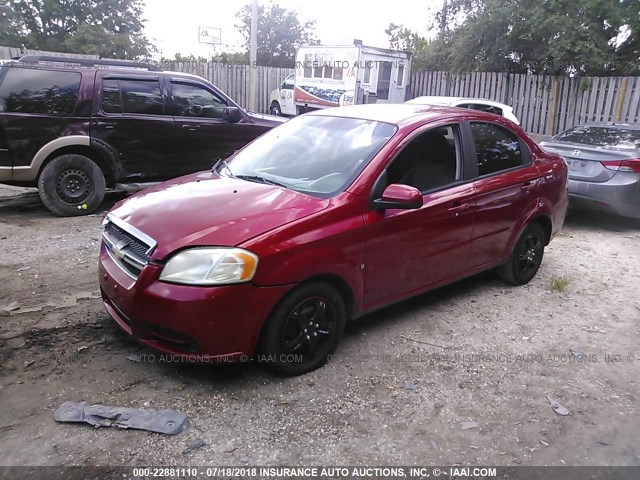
223, 106, 243, 123
373, 184, 423, 210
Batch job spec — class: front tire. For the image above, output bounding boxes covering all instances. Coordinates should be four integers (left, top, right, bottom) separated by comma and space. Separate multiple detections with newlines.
497, 223, 545, 285
269, 102, 282, 116
38, 154, 106, 217
259, 283, 346, 376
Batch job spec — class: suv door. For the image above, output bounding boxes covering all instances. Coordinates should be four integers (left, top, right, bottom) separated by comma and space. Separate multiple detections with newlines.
169, 79, 259, 177
363, 124, 476, 308
466, 121, 541, 268
90, 72, 175, 182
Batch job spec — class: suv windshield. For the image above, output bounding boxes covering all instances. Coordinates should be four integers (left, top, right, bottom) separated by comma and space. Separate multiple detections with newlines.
554, 126, 640, 149
222, 115, 397, 196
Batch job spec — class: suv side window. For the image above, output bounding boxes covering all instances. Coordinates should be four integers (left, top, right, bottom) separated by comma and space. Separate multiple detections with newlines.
0, 67, 80, 115
470, 122, 523, 176
101, 79, 121, 113
172, 82, 227, 119
119, 79, 164, 115
100, 78, 164, 115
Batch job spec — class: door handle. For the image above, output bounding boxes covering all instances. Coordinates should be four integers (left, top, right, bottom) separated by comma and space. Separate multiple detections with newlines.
95, 121, 115, 129
521, 181, 536, 193
449, 203, 469, 216
181, 124, 200, 131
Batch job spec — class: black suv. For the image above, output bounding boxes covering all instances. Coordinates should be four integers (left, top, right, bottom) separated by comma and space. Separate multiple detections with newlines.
0, 56, 285, 216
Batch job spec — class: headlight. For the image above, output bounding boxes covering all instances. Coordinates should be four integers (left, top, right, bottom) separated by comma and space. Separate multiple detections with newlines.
159, 248, 258, 286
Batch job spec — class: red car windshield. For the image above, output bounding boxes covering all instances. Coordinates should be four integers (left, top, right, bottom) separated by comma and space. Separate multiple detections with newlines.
223, 115, 397, 197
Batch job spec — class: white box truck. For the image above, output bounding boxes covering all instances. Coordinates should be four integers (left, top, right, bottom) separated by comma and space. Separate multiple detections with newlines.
268, 42, 412, 116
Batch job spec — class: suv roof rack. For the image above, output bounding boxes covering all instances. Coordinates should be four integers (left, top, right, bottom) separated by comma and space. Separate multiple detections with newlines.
17, 55, 160, 71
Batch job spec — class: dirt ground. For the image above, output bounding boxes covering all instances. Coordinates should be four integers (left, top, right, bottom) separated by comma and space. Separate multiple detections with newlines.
0, 184, 639, 467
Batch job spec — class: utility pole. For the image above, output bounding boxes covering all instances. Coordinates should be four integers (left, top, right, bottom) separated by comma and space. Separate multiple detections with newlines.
248, 0, 258, 112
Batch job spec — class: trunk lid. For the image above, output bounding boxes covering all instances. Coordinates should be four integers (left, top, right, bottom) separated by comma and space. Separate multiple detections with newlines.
539, 141, 640, 183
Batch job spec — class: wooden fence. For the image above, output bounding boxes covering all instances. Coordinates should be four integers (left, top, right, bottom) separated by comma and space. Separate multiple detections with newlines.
410, 71, 640, 135
163, 61, 293, 114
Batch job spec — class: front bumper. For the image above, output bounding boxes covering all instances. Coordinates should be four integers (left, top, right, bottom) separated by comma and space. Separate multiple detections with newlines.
568, 174, 640, 219
99, 243, 294, 361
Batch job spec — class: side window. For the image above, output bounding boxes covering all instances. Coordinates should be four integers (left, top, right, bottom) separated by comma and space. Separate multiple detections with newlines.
387, 125, 460, 193
397, 64, 405, 87
363, 63, 372, 84
470, 103, 503, 116
303, 54, 313, 78
281, 75, 294, 90
118, 79, 164, 115
470, 122, 523, 176
0, 67, 80, 115
101, 79, 121, 113
172, 82, 227, 118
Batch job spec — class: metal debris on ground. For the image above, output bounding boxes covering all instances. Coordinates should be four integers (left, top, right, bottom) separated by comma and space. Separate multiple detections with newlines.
460, 421, 478, 430
53, 401, 188, 435
182, 439, 207, 455
569, 348, 585, 360
546, 394, 570, 416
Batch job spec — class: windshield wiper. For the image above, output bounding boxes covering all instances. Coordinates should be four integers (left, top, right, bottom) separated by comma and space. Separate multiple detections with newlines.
212, 158, 234, 177
235, 174, 288, 189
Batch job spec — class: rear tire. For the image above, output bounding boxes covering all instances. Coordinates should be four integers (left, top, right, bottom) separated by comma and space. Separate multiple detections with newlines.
259, 283, 346, 376
497, 223, 545, 285
38, 154, 106, 217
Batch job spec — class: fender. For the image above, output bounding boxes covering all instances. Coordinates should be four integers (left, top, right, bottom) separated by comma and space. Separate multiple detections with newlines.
12, 135, 90, 182
90, 137, 121, 179
502, 194, 554, 263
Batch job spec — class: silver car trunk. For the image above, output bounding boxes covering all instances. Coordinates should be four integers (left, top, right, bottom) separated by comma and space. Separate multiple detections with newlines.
539, 142, 640, 183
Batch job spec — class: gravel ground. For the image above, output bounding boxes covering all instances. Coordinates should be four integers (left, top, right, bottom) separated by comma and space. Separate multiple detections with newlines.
0, 185, 639, 467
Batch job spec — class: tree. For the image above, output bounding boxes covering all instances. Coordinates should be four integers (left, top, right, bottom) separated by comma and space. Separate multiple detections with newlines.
385, 23, 452, 71
0, 0, 155, 59
235, 2, 318, 67
429, 0, 640, 75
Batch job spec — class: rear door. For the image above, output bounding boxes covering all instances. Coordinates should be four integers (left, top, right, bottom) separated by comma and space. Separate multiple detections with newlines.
91, 72, 176, 182
168, 78, 259, 177
467, 121, 542, 269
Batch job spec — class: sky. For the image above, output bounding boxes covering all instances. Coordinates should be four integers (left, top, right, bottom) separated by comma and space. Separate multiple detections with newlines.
143, 0, 441, 59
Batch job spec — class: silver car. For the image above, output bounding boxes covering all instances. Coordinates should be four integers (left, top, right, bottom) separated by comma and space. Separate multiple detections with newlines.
540, 124, 640, 219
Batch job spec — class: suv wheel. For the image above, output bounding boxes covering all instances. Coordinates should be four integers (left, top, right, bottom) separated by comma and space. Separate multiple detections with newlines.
269, 102, 282, 116
38, 154, 106, 216
497, 223, 545, 285
259, 283, 346, 376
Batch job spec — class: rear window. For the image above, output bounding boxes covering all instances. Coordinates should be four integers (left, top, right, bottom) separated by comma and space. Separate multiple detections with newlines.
554, 126, 640, 149
0, 67, 80, 115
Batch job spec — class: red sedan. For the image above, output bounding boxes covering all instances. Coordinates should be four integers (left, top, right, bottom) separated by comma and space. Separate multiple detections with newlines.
99, 104, 568, 375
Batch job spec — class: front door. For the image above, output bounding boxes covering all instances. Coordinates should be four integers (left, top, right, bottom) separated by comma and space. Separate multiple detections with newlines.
279, 75, 297, 115
90, 73, 176, 182
363, 124, 476, 309
170, 80, 259, 177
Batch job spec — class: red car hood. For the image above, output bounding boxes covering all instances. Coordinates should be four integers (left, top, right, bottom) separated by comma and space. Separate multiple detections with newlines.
109, 171, 330, 260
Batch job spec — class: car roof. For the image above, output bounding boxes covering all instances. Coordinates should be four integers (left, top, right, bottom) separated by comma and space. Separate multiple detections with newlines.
306, 103, 496, 126
407, 96, 511, 109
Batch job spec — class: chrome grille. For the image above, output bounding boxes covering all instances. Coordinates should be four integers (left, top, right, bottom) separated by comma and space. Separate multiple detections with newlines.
102, 216, 156, 279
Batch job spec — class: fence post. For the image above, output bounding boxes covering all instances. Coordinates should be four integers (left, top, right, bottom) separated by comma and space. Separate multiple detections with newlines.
615, 77, 628, 122
548, 78, 560, 136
